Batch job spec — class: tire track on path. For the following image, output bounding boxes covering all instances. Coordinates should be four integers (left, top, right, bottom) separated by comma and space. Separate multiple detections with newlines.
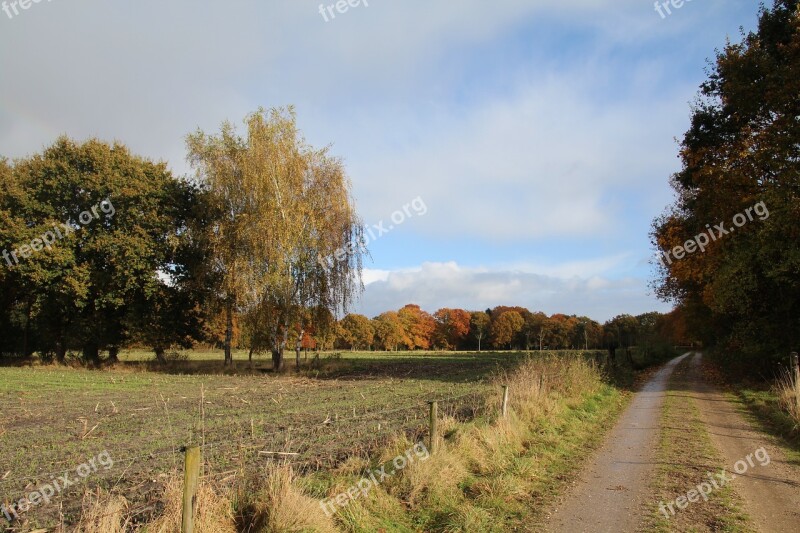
543, 353, 691, 533
689, 352, 800, 533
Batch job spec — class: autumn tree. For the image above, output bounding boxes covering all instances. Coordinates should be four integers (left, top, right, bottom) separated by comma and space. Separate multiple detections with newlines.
188, 107, 365, 370
546, 314, 576, 349
470, 311, 491, 352
338, 314, 374, 350
491, 311, 524, 349
398, 304, 436, 350
521, 311, 549, 350
433, 308, 471, 350
373, 311, 408, 351
652, 0, 800, 367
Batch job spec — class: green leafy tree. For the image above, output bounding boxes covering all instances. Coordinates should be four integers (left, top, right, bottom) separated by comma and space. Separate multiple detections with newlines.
1, 137, 200, 363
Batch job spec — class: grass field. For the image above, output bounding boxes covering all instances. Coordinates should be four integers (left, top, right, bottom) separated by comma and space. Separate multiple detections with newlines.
0, 350, 548, 530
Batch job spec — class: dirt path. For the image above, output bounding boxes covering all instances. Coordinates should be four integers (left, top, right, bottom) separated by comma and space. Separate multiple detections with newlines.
689, 352, 800, 533
543, 353, 692, 533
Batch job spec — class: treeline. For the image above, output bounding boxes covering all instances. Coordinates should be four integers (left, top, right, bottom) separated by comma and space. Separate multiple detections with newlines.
652, 0, 800, 371
329, 305, 687, 355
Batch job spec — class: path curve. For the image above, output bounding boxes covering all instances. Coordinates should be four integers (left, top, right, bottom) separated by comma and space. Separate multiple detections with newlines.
543, 353, 692, 533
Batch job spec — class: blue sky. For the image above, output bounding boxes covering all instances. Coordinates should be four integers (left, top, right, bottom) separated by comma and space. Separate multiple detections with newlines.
0, 0, 763, 321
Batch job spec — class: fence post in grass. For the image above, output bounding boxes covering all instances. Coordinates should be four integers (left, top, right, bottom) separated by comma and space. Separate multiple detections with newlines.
428, 401, 438, 454
182, 446, 201, 533
501, 385, 510, 418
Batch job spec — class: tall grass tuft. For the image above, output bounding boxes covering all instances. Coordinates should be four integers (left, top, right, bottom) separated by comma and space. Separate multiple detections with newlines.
775, 370, 800, 429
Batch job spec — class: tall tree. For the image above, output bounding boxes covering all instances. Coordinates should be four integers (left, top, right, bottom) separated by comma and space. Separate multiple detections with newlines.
188, 107, 365, 370
338, 314, 374, 350
470, 311, 491, 352
433, 308, 471, 350
491, 311, 524, 349
2, 137, 198, 363
398, 304, 436, 350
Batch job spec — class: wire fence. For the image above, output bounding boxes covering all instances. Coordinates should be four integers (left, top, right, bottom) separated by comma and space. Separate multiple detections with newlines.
0, 360, 583, 531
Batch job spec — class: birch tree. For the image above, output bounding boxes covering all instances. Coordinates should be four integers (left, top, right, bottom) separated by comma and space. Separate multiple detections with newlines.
188, 107, 365, 370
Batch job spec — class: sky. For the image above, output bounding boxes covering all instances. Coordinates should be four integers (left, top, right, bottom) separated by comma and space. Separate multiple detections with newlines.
0, 0, 764, 322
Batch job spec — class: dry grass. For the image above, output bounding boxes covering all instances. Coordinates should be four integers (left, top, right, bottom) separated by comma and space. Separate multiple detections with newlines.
775, 371, 800, 427
145, 474, 236, 533
321, 354, 614, 531
237, 464, 338, 533
75, 489, 130, 533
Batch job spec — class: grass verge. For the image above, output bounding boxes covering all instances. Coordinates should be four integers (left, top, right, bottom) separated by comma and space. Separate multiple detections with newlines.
644, 356, 751, 533
75, 355, 630, 531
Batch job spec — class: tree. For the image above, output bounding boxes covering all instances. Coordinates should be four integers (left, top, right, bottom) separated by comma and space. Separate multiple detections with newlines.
1, 137, 200, 364
433, 308, 471, 350
373, 312, 408, 351
521, 311, 549, 350
398, 304, 436, 350
573, 316, 603, 350
470, 311, 491, 352
652, 0, 800, 368
338, 314, 374, 350
188, 107, 365, 370
546, 314, 577, 349
491, 311, 524, 349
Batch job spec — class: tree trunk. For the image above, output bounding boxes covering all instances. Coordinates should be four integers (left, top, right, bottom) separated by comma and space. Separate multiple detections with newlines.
295, 329, 303, 370
22, 298, 33, 357
108, 346, 120, 364
477, 336, 481, 352
155, 347, 167, 365
224, 302, 233, 367
83, 342, 100, 366
248, 346, 254, 369
272, 348, 283, 372
55, 338, 66, 364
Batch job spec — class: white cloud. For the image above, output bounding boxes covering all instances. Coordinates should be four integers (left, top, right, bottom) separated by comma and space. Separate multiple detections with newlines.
354, 261, 671, 321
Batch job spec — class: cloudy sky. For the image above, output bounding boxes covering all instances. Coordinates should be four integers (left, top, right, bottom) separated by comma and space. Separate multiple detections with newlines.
0, 0, 762, 321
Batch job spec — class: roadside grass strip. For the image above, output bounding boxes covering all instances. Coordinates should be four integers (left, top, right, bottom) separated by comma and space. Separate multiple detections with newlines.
646, 358, 752, 532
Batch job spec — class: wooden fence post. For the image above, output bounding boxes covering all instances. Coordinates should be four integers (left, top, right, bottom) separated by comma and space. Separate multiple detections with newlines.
501, 385, 510, 418
428, 401, 438, 454
182, 446, 201, 533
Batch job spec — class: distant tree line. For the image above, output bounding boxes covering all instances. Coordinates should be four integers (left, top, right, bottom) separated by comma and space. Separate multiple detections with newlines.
332, 305, 689, 355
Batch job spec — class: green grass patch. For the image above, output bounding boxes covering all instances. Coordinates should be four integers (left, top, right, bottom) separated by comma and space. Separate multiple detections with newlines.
645, 357, 752, 533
